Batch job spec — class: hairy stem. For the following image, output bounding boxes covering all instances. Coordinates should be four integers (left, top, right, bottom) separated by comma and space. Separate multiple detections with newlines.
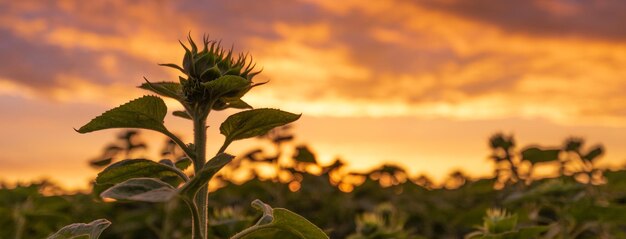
193, 115, 209, 238
183, 198, 203, 239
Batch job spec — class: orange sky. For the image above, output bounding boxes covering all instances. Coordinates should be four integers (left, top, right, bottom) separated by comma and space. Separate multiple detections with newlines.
1, 0, 625, 190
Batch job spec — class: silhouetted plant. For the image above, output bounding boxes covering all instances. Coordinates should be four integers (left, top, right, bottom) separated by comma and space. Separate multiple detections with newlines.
561, 138, 605, 184
88, 130, 148, 168
49, 34, 327, 239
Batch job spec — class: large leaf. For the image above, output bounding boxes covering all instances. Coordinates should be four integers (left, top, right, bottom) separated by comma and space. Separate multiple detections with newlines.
139, 80, 183, 102
220, 109, 300, 143
100, 178, 177, 203
520, 147, 560, 164
76, 96, 168, 134
96, 159, 185, 184
232, 200, 328, 239
47, 219, 111, 239
180, 153, 234, 198
94, 159, 185, 195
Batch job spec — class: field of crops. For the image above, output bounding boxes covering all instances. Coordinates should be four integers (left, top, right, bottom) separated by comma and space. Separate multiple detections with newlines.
3, 129, 626, 239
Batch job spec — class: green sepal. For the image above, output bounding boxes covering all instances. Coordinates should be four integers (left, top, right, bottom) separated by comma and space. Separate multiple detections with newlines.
173, 110, 192, 120
201, 75, 251, 100
139, 80, 184, 102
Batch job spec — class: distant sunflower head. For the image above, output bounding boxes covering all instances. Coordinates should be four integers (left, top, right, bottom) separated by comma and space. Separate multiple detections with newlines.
483, 208, 517, 234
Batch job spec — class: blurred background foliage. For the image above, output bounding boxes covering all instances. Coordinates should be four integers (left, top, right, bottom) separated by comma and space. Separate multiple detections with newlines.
2, 128, 626, 238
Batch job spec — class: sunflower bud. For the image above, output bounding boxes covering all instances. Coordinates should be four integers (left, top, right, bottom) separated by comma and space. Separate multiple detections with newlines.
162, 35, 261, 111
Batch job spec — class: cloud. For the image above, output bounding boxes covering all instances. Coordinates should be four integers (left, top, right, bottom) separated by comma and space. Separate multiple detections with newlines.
418, 0, 626, 41
0, 0, 625, 126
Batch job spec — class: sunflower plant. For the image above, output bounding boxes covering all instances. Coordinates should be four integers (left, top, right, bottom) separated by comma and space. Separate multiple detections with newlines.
48, 35, 328, 239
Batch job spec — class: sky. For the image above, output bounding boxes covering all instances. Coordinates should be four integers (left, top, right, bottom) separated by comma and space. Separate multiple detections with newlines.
1, 0, 626, 190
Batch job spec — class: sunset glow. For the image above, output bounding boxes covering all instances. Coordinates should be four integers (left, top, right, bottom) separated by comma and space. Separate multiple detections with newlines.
1, 0, 625, 190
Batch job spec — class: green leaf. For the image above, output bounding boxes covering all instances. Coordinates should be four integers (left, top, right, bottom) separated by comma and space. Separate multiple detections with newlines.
293, 146, 317, 164
158, 63, 186, 75
89, 158, 112, 167
173, 110, 192, 120
179, 153, 234, 198
202, 75, 251, 99
226, 99, 253, 109
139, 80, 183, 101
95, 159, 184, 186
214, 98, 254, 111
520, 147, 560, 164
252, 199, 275, 226
47, 219, 111, 239
583, 146, 604, 161
220, 108, 301, 143
175, 157, 192, 171
100, 178, 177, 203
505, 179, 583, 203
232, 199, 328, 239
76, 96, 168, 134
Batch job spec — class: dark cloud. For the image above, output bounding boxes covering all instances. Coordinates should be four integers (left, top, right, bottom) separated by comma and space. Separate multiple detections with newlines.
0, 28, 167, 91
419, 0, 626, 41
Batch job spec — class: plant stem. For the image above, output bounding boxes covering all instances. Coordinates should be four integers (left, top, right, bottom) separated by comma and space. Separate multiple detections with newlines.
13, 211, 24, 239
183, 198, 203, 239
193, 115, 209, 238
217, 140, 231, 156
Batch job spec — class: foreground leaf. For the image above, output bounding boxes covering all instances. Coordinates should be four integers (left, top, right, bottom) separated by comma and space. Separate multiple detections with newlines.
180, 153, 234, 198
76, 96, 168, 134
231, 199, 328, 239
101, 178, 177, 203
96, 159, 185, 185
93, 159, 186, 195
220, 109, 300, 143
47, 219, 111, 239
